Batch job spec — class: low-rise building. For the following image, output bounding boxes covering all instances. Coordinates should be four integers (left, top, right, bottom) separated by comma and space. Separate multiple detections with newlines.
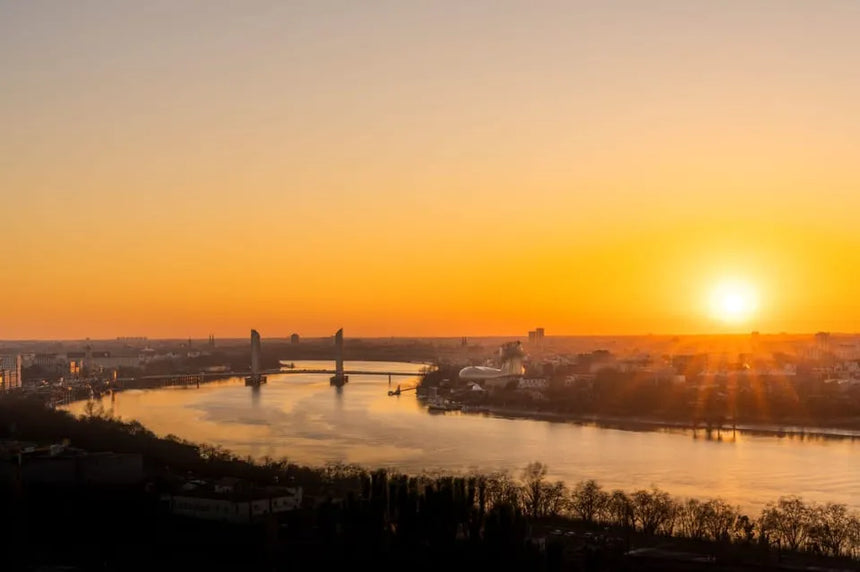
4, 443, 143, 485
517, 378, 549, 390
163, 481, 303, 524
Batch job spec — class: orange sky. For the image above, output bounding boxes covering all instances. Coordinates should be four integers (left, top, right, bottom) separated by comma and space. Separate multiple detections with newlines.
2, 1, 859, 339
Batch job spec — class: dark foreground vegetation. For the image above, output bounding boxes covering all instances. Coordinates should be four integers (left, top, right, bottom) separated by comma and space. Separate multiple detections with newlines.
1, 395, 858, 571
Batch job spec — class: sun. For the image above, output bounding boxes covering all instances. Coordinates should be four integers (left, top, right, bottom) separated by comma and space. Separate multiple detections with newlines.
708, 280, 759, 324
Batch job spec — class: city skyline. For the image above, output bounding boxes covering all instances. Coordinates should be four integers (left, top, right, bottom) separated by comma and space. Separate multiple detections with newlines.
4, 1, 860, 339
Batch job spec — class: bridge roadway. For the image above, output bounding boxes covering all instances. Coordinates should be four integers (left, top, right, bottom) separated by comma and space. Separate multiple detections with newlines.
274, 369, 422, 377
122, 369, 424, 383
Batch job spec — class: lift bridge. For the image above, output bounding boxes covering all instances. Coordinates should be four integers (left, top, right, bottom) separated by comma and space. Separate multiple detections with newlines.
119, 328, 424, 390
259, 327, 423, 388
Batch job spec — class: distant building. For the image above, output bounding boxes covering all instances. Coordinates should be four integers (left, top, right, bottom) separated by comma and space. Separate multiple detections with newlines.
116, 336, 148, 345
290, 333, 300, 345
8, 445, 143, 485
528, 328, 545, 345
459, 341, 525, 386
517, 378, 549, 390
0, 354, 22, 390
89, 351, 140, 370
834, 340, 860, 361
67, 351, 85, 377
139, 348, 157, 363
163, 482, 303, 524
34, 353, 62, 370
812, 332, 833, 361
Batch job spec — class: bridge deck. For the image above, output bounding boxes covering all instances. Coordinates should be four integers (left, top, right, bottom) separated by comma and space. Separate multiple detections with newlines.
276, 369, 422, 376
123, 369, 424, 382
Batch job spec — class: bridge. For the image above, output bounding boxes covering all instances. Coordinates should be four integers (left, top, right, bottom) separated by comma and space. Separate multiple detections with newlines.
115, 368, 423, 387
115, 328, 427, 389
276, 369, 422, 377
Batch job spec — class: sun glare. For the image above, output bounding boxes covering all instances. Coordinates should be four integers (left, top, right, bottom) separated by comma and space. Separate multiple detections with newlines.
709, 280, 759, 324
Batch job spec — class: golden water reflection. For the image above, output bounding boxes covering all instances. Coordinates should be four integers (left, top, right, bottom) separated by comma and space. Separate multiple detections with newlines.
64, 361, 859, 514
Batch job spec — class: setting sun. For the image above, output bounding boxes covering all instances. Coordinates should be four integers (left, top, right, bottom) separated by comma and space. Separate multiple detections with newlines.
709, 280, 759, 324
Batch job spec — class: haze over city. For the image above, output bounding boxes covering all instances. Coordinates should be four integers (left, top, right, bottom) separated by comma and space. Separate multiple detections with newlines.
6, 4, 860, 571
3, 1, 860, 339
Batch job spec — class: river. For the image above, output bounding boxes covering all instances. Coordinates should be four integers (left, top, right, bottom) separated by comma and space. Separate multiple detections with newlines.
63, 360, 859, 514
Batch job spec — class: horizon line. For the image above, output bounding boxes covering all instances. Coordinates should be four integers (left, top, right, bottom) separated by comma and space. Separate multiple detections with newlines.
1, 331, 854, 344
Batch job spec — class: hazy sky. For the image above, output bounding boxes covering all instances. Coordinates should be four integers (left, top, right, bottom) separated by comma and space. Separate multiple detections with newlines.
3, 1, 859, 339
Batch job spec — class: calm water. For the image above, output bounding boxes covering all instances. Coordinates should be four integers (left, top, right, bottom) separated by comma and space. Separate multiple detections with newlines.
64, 360, 859, 513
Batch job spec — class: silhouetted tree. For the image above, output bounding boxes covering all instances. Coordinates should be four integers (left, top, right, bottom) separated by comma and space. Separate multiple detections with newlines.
759, 496, 815, 552
570, 479, 608, 524
631, 487, 676, 536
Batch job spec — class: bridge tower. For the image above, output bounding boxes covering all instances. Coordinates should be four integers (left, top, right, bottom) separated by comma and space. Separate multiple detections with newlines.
330, 328, 348, 386
245, 329, 267, 386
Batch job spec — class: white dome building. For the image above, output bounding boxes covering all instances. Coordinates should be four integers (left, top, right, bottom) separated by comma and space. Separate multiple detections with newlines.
458, 341, 526, 381
458, 365, 506, 380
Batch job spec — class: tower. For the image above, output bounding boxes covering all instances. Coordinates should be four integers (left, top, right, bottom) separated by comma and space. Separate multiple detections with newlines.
250, 330, 261, 375
330, 328, 348, 386
245, 329, 267, 386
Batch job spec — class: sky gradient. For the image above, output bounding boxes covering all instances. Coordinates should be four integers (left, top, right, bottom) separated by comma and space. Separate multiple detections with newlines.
3, 1, 860, 339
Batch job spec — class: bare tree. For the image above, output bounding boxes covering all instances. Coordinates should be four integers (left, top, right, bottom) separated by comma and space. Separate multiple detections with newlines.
677, 498, 709, 540
520, 461, 548, 519
484, 470, 521, 512
607, 489, 634, 529
759, 496, 812, 552
632, 487, 677, 536
808, 503, 855, 557
704, 499, 739, 542
570, 479, 608, 524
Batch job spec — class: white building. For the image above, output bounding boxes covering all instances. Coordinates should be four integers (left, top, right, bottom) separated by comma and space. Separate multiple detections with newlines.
458, 341, 526, 381
164, 487, 303, 524
517, 378, 549, 390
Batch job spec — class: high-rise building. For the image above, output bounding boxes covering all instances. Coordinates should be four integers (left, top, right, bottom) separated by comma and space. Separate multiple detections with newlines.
814, 332, 831, 360
0, 354, 22, 390
290, 333, 300, 345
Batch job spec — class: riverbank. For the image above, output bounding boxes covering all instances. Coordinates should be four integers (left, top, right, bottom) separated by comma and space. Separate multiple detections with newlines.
3, 393, 859, 570
470, 405, 860, 440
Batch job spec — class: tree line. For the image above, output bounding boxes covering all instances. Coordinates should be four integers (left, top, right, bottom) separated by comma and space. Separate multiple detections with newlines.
293, 461, 860, 569
2, 394, 859, 569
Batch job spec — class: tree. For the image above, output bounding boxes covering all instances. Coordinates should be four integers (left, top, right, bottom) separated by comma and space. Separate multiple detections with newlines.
607, 490, 634, 529
677, 498, 709, 540
83, 399, 110, 420
808, 503, 856, 557
542, 480, 568, 520
759, 496, 812, 552
517, 461, 567, 520
704, 499, 739, 542
733, 514, 756, 544
484, 471, 521, 512
631, 487, 677, 536
520, 462, 548, 519
570, 479, 608, 524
